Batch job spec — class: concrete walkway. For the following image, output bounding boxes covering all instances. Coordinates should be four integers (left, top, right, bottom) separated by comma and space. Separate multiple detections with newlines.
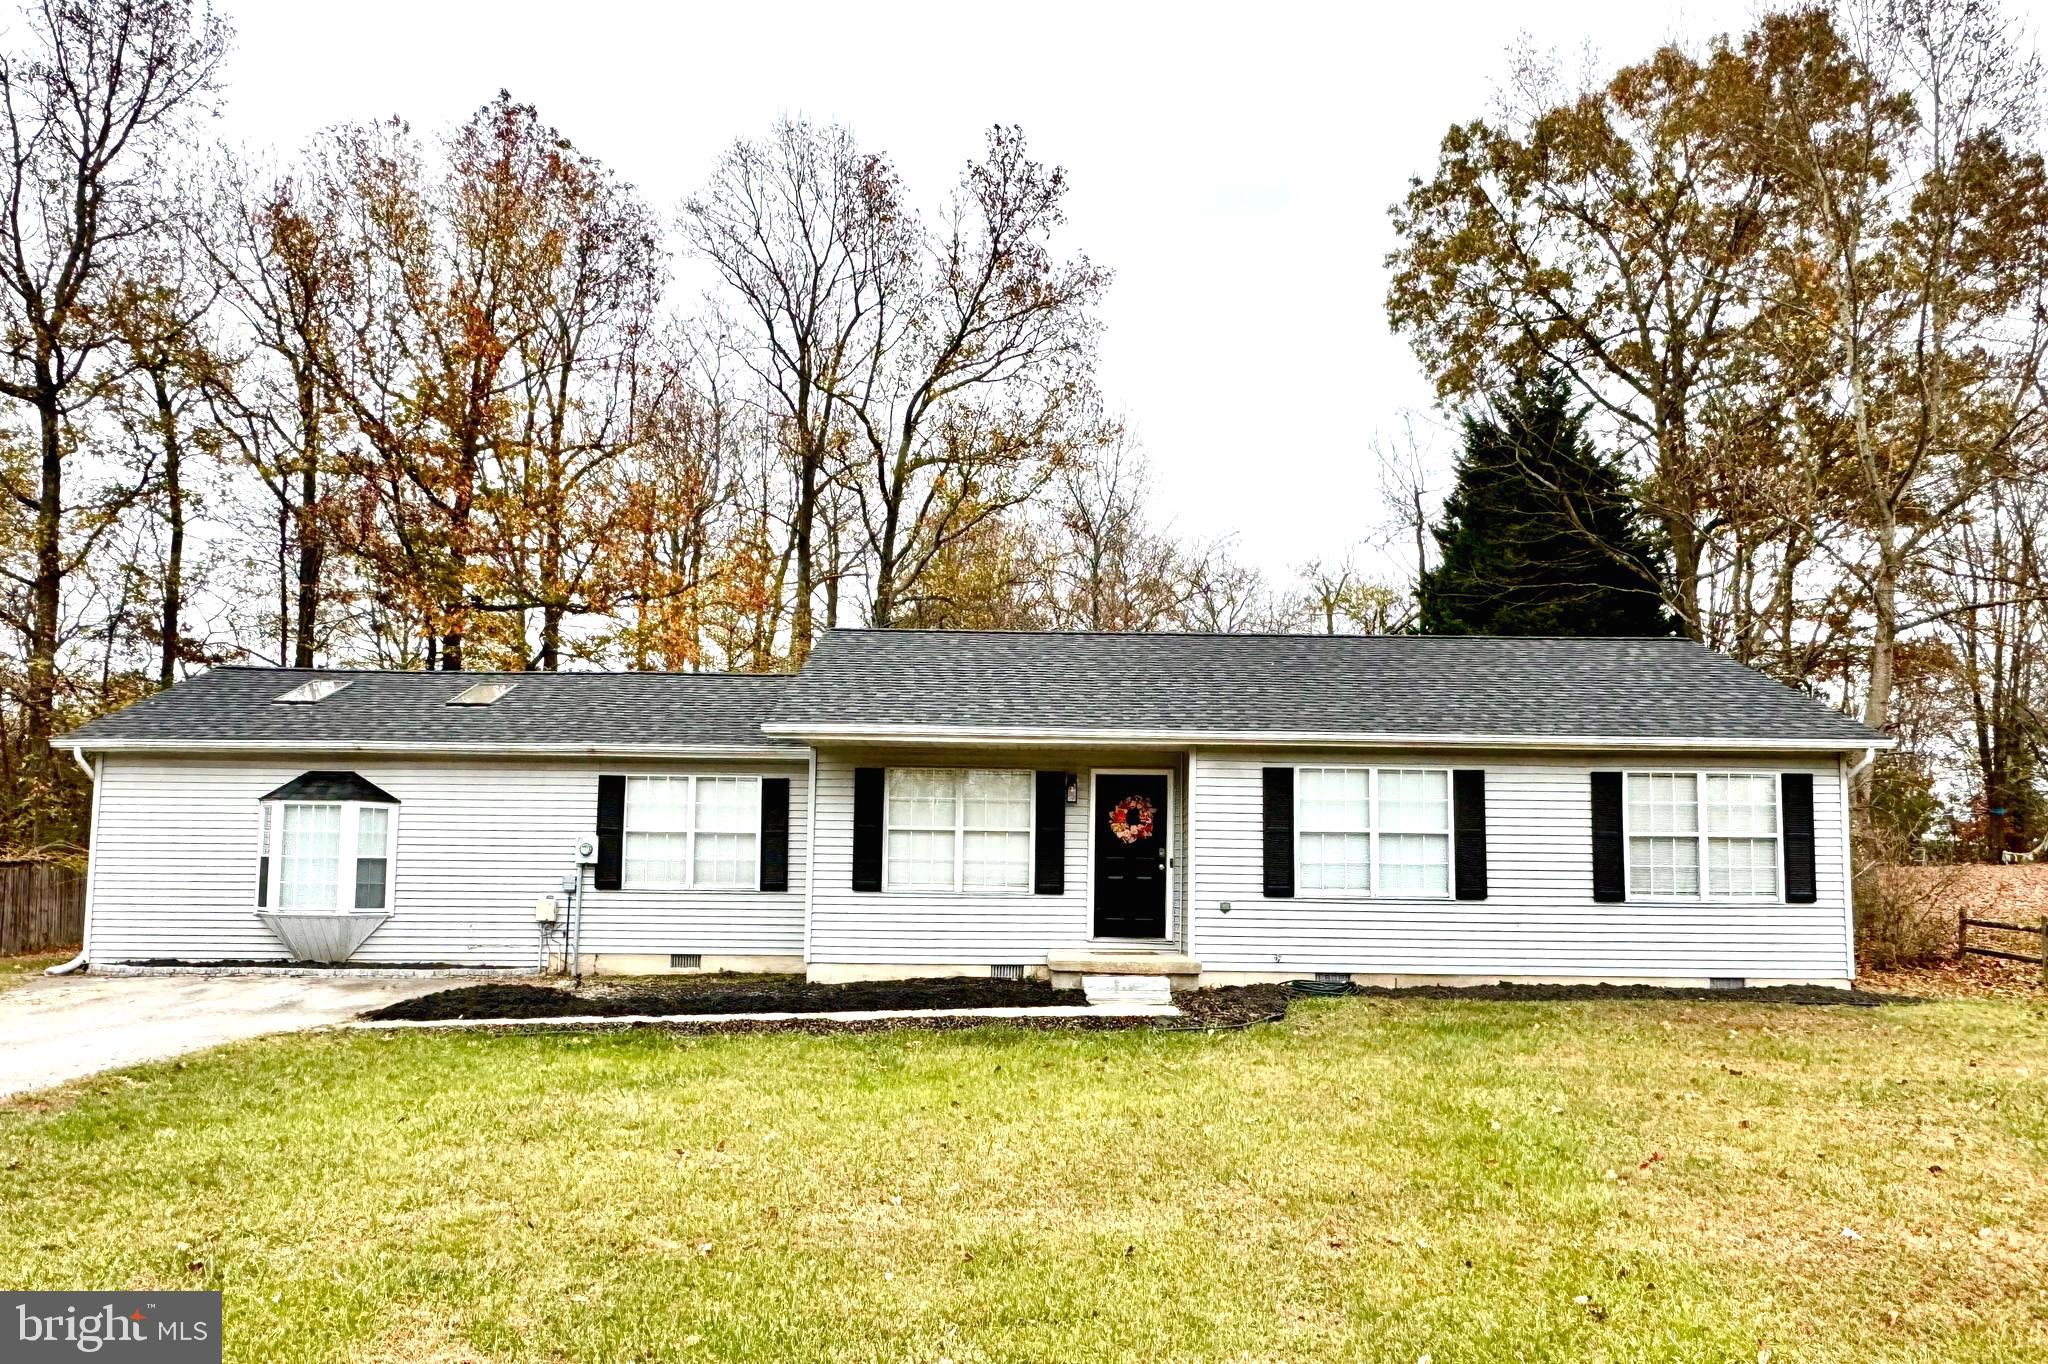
0, 972, 466, 1099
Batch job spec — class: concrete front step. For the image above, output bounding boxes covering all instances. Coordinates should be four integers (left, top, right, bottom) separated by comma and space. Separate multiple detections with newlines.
1047, 950, 1202, 993
1045, 950, 1200, 976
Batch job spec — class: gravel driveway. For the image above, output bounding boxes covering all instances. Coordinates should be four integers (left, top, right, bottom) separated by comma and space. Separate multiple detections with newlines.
0, 972, 471, 1099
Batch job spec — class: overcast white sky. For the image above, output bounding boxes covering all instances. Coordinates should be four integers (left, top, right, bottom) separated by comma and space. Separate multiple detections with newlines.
217, 0, 1759, 581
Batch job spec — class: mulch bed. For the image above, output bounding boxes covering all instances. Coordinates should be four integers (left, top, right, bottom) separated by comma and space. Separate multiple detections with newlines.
362, 972, 1925, 1040
360, 977, 1294, 1036
364, 974, 1086, 1022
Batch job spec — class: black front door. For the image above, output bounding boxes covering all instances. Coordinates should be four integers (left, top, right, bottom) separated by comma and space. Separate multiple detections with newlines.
1094, 773, 1169, 939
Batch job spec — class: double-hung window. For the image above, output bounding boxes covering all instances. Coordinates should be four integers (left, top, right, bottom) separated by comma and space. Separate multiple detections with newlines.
1625, 772, 1779, 900
623, 775, 761, 890
258, 800, 396, 912
1296, 766, 1451, 897
885, 768, 1032, 892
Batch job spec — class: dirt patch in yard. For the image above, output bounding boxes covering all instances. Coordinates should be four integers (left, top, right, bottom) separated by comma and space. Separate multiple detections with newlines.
363, 973, 1086, 1022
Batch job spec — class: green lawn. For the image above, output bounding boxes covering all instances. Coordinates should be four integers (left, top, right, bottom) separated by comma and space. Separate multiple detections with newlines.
3, 996, 2046, 1363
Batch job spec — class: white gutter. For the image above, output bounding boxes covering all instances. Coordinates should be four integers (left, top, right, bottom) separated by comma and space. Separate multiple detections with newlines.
45, 747, 98, 975
761, 723, 1895, 754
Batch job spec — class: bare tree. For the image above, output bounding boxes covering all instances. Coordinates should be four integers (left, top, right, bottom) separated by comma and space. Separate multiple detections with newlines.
682, 119, 897, 662
0, 0, 228, 823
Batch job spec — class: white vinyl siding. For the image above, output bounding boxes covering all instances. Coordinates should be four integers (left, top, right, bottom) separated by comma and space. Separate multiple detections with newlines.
809, 747, 1189, 965
88, 755, 806, 967
1626, 771, 1780, 901
622, 775, 760, 890
1193, 748, 1850, 983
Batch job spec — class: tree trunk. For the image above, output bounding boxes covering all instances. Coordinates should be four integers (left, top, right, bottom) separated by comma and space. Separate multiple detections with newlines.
25, 391, 63, 808
791, 452, 817, 662
541, 605, 562, 671
291, 372, 323, 668
152, 370, 185, 688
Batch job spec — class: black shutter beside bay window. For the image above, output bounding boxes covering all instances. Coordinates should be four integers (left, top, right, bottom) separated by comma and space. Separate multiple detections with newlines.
1453, 768, 1488, 901
595, 774, 626, 891
1590, 771, 1625, 903
760, 777, 791, 892
852, 766, 885, 893
1262, 766, 1295, 898
1782, 772, 1818, 904
1034, 771, 1067, 895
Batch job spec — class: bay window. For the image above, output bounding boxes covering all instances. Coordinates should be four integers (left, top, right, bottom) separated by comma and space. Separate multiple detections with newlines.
1625, 771, 1779, 900
1295, 766, 1451, 897
257, 799, 397, 912
623, 775, 760, 890
886, 768, 1032, 892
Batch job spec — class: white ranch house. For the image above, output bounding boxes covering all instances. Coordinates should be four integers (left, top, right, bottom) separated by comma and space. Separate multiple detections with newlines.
58, 630, 1889, 989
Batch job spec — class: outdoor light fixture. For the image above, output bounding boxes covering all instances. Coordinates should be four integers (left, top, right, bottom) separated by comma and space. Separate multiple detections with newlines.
1065, 773, 1079, 805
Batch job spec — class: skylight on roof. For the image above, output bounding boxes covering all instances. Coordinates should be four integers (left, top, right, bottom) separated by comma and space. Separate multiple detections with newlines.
447, 681, 516, 706
273, 679, 351, 705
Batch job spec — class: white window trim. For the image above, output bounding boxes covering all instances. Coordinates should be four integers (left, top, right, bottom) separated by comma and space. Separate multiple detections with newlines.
882, 767, 1036, 895
621, 774, 763, 892
1621, 770, 1784, 903
256, 799, 399, 914
1292, 765, 1454, 901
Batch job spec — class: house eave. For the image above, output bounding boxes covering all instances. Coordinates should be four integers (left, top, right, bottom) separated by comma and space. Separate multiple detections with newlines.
761, 723, 1894, 753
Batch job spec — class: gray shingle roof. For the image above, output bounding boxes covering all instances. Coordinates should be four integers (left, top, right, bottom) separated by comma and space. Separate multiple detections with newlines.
61, 632, 1887, 754
61, 667, 800, 752
766, 630, 1885, 747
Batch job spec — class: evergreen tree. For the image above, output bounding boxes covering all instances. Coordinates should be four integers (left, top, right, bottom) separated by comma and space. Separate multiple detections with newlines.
1417, 371, 1675, 637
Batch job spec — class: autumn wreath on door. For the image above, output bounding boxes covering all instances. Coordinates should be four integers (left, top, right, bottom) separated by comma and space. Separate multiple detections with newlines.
1107, 793, 1157, 844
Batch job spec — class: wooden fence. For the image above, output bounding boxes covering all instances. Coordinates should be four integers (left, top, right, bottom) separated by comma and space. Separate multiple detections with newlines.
1959, 914, 2048, 986
0, 862, 84, 955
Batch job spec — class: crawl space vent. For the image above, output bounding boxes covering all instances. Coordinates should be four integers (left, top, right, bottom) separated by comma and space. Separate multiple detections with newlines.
991, 964, 1026, 981
669, 953, 702, 970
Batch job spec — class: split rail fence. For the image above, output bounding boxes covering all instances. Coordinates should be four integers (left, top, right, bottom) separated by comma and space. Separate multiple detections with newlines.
1958, 913, 2048, 986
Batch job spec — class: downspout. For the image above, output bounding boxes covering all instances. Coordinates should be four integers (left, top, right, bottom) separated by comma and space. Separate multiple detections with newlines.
1841, 746, 1877, 984
45, 747, 98, 975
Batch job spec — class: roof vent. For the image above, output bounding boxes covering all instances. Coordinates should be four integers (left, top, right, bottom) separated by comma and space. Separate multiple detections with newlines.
273, 679, 350, 705
447, 681, 516, 706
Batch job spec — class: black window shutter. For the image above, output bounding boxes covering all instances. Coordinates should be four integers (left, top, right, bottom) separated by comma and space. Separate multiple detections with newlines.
595, 774, 626, 891
257, 856, 269, 908
1783, 773, 1817, 904
759, 777, 791, 892
1590, 771, 1625, 903
1034, 771, 1067, 895
1453, 768, 1488, 901
1262, 766, 1295, 898
852, 767, 885, 893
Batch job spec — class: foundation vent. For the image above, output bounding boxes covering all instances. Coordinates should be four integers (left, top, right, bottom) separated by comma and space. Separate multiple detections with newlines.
1709, 977, 1745, 990
991, 964, 1026, 981
669, 953, 702, 970
1314, 972, 1351, 985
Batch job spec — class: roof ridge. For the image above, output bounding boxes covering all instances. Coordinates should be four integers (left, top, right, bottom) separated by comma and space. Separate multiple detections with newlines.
206, 664, 796, 680
821, 627, 1705, 643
